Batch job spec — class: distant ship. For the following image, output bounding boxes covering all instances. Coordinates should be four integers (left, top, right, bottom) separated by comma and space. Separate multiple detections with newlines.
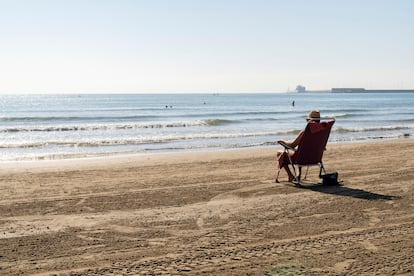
295, 85, 306, 93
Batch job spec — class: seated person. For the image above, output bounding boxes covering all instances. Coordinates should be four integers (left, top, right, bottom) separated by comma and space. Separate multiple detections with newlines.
277, 110, 321, 182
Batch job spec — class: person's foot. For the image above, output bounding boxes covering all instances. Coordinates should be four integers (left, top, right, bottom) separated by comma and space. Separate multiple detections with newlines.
289, 175, 300, 183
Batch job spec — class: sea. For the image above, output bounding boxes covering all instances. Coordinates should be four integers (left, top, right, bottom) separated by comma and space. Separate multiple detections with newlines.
1, 93, 413, 161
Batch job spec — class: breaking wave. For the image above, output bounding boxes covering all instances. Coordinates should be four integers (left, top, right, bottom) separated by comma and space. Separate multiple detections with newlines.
0, 129, 302, 149
0, 119, 235, 133
334, 125, 411, 133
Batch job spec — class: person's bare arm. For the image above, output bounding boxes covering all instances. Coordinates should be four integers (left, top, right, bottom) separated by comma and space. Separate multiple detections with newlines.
278, 130, 304, 148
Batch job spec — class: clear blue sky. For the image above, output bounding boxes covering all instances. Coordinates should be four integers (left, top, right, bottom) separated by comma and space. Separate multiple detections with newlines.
1, 0, 413, 93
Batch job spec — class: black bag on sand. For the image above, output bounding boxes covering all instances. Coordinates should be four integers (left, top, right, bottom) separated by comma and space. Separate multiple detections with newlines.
321, 172, 341, 186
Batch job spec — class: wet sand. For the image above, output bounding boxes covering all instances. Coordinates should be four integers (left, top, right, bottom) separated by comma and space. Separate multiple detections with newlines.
0, 139, 413, 275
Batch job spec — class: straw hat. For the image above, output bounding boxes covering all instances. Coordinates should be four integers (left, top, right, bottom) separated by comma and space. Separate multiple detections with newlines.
307, 110, 321, 120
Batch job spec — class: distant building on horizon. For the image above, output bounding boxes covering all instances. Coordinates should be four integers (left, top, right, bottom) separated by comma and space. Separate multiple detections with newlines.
331, 88, 414, 93
331, 88, 366, 93
290, 86, 414, 93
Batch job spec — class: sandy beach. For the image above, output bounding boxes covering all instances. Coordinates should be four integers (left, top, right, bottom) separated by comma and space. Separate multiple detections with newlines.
0, 139, 413, 275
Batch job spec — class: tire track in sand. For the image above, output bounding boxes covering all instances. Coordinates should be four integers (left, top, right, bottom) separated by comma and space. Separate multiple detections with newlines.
58, 221, 414, 275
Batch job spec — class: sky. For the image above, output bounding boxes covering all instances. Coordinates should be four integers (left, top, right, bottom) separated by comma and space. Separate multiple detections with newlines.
1, 0, 414, 94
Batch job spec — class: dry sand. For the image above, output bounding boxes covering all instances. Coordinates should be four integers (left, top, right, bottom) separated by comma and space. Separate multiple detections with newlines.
0, 139, 413, 275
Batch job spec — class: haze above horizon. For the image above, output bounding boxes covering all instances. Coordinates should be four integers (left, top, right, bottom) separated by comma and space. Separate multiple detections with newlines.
1, 0, 414, 94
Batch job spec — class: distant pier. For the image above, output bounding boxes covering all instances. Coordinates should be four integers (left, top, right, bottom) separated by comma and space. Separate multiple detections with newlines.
331, 88, 414, 93
293, 87, 414, 93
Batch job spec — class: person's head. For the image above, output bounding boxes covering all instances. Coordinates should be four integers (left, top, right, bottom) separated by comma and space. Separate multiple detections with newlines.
306, 110, 321, 122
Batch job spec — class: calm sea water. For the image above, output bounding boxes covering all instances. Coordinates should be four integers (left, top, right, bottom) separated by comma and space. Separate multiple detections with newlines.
0, 93, 413, 161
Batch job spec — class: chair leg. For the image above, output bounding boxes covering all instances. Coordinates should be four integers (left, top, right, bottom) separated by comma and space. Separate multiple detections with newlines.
303, 167, 309, 180
275, 167, 281, 183
290, 164, 300, 185
319, 162, 326, 178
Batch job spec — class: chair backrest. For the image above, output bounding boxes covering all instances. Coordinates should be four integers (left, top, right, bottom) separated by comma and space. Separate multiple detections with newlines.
294, 120, 335, 165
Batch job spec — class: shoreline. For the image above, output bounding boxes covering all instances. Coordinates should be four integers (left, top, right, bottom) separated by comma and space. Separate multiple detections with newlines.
0, 137, 412, 172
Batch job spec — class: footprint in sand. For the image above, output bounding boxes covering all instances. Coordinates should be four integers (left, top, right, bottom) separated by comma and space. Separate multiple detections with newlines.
334, 259, 355, 273
75, 197, 86, 206
360, 240, 378, 252
196, 217, 204, 228
364, 207, 382, 226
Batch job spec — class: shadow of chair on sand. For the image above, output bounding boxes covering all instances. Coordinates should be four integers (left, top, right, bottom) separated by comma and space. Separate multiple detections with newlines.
298, 183, 399, 201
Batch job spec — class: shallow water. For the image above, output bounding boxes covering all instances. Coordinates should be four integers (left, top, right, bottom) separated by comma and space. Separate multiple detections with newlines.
1, 93, 413, 160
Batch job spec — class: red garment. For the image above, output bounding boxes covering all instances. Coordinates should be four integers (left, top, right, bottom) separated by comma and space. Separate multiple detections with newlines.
278, 151, 297, 169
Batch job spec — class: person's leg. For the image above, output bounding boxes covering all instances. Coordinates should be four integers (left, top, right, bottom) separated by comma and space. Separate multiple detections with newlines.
283, 163, 295, 182
278, 151, 295, 181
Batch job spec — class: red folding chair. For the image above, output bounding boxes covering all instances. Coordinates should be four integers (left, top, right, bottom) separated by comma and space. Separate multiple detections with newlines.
276, 120, 335, 185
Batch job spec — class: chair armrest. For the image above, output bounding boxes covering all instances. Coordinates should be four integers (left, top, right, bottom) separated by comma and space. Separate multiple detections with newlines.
278, 141, 296, 151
